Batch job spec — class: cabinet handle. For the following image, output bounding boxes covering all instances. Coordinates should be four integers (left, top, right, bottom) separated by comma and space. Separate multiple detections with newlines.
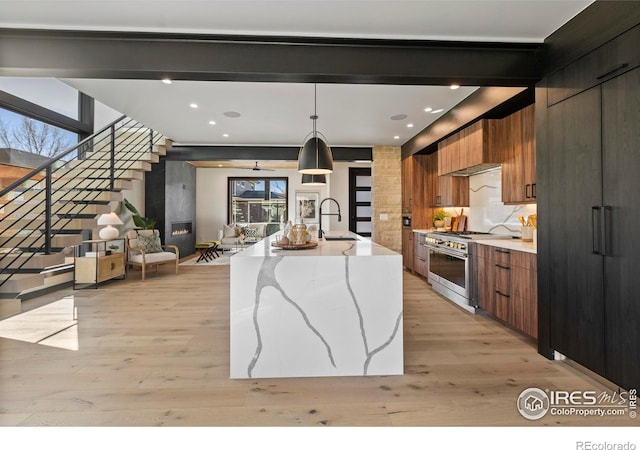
596, 63, 629, 80
495, 249, 510, 254
436, 195, 441, 205
525, 184, 531, 199
495, 264, 510, 270
110, 262, 115, 270
496, 290, 511, 298
532, 183, 536, 198
603, 206, 612, 257
592, 206, 601, 255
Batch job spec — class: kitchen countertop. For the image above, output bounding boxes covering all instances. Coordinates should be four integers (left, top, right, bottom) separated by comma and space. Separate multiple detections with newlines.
474, 238, 537, 254
233, 231, 399, 258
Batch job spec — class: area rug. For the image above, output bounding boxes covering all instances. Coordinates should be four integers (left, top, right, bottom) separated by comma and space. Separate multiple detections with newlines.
180, 254, 231, 266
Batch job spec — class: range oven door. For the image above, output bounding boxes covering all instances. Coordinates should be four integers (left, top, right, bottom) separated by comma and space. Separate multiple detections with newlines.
427, 246, 469, 299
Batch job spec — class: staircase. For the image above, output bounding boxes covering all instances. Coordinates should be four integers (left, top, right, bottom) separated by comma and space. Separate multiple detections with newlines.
0, 116, 170, 315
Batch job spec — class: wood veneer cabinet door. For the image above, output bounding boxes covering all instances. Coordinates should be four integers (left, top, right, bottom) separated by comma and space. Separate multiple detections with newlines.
438, 134, 460, 176
602, 67, 640, 389
546, 86, 606, 377
476, 253, 496, 316
401, 156, 413, 213
510, 251, 538, 339
522, 104, 537, 201
498, 105, 537, 204
402, 227, 414, 271
411, 155, 430, 228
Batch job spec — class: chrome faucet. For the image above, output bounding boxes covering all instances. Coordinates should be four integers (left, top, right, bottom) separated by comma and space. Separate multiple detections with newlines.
318, 197, 342, 239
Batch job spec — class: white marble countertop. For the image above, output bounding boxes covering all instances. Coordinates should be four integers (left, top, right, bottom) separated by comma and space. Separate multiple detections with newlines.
474, 238, 537, 254
232, 231, 399, 258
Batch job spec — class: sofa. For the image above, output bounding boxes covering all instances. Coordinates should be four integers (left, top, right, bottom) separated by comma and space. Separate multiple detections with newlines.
220, 223, 271, 250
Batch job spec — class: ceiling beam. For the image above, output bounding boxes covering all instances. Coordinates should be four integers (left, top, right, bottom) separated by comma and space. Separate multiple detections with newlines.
166, 146, 372, 162
0, 29, 543, 86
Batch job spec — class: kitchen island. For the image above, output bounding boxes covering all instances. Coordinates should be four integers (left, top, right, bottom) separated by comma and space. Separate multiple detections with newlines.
230, 231, 403, 379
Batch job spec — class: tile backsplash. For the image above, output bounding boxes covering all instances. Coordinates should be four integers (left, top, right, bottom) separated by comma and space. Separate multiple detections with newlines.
446, 168, 536, 236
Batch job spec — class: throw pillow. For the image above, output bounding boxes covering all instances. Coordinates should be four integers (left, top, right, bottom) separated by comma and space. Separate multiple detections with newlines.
245, 227, 260, 239
224, 223, 239, 238
137, 234, 163, 253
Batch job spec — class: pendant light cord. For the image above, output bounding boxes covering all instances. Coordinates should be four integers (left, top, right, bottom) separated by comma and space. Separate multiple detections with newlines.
312, 84, 317, 137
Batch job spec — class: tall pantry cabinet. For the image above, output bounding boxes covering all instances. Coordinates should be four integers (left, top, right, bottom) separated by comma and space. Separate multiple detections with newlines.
538, 25, 639, 389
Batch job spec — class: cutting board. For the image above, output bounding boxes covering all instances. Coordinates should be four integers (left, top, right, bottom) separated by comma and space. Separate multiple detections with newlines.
457, 214, 467, 231
450, 215, 459, 231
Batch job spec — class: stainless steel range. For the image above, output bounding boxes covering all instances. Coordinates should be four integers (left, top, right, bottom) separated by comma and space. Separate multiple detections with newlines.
425, 231, 505, 313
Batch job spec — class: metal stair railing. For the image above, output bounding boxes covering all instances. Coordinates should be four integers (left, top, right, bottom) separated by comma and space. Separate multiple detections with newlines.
0, 115, 165, 288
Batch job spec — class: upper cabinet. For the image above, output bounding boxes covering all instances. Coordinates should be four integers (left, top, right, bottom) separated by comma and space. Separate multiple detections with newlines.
500, 104, 536, 204
437, 119, 501, 176
427, 152, 469, 208
546, 25, 639, 107
401, 156, 413, 214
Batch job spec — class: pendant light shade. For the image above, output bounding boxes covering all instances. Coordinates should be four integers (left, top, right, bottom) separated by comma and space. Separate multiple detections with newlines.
298, 84, 333, 174
301, 173, 326, 186
298, 136, 333, 174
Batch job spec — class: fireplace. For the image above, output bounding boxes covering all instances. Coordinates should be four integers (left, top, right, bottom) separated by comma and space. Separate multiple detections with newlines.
171, 221, 192, 237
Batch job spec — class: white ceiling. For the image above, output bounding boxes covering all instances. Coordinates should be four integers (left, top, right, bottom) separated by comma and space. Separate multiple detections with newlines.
1, 0, 594, 148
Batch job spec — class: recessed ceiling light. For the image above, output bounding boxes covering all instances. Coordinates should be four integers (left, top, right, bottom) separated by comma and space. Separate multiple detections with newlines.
424, 107, 433, 112
407, 123, 414, 128
393, 136, 400, 140
390, 114, 407, 121
161, 78, 172, 85
431, 109, 444, 114
223, 133, 229, 137
224, 111, 241, 118
450, 84, 460, 90
190, 103, 198, 109
218, 164, 223, 167
208, 120, 216, 125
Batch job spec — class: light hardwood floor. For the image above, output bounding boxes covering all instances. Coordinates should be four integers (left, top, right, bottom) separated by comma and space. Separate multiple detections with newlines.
0, 265, 633, 427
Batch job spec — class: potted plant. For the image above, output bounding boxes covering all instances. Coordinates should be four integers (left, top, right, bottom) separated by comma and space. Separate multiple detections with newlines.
432, 209, 450, 228
123, 198, 156, 230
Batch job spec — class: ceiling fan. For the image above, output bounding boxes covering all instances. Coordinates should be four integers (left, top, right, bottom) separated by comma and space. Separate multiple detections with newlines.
247, 161, 275, 171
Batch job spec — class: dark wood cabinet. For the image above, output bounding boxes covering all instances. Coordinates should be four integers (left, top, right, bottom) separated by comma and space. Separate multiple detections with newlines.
601, 67, 640, 390
500, 105, 536, 204
540, 58, 639, 389
546, 25, 639, 106
476, 244, 537, 339
413, 232, 428, 278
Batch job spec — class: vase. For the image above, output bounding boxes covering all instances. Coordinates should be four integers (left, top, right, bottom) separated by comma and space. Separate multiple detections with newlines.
289, 223, 307, 245
434, 220, 445, 228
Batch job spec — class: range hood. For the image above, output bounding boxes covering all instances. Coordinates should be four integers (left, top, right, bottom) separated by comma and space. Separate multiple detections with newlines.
449, 162, 502, 176
438, 120, 502, 177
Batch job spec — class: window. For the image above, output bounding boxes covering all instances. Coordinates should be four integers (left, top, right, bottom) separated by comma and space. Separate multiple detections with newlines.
228, 177, 288, 228
0, 107, 77, 158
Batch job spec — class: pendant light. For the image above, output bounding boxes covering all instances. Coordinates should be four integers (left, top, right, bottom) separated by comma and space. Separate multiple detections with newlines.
297, 84, 333, 174
301, 174, 326, 186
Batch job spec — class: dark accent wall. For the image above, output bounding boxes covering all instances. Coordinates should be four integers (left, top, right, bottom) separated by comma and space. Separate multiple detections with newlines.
145, 158, 196, 258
